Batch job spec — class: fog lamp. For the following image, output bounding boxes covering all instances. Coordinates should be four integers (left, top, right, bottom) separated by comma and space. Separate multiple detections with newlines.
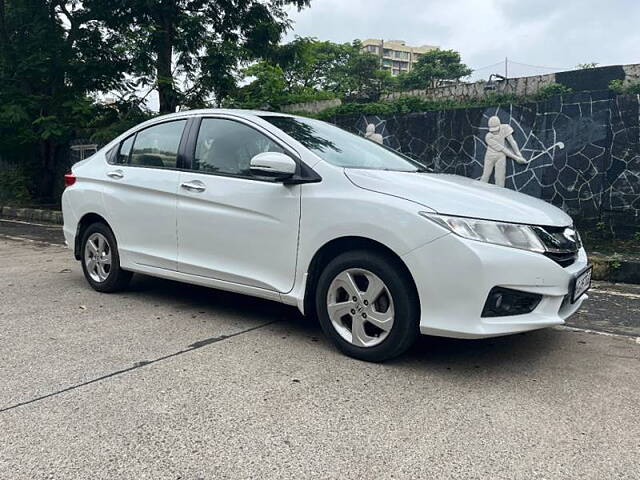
481, 287, 542, 317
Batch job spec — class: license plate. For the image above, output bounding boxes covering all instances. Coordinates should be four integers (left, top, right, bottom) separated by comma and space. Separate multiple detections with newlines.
571, 266, 592, 303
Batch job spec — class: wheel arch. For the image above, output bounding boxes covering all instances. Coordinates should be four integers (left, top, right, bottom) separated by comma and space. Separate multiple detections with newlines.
74, 212, 113, 260
302, 236, 420, 318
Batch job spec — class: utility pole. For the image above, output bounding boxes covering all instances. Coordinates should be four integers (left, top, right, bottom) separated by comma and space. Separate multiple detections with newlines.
505, 57, 508, 79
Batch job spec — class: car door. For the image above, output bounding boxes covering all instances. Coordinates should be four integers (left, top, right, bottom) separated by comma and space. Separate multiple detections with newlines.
176, 116, 301, 293
101, 119, 187, 271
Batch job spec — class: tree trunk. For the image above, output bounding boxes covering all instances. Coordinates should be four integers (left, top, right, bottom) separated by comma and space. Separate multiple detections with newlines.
36, 140, 57, 203
156, 7, 177, 114
0, 0, 10, 71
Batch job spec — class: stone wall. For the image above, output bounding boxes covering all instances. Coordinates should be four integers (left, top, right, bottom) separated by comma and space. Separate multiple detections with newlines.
382, 73, 557, 102
331, 91, 640, 235
280, 98, 342, 114
381, 63, 640, 103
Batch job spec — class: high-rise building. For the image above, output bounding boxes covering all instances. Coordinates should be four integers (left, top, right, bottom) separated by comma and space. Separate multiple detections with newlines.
361, 39, 438, 76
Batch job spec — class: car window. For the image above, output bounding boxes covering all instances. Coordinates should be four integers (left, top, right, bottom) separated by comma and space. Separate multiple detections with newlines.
260, 115, 423, 172
192, 118, 285, 176
116, 135, 135, 164
129, 120, 186, 169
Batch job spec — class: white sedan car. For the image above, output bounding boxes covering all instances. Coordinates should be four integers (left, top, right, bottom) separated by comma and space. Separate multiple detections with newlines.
62, 109, 591, 361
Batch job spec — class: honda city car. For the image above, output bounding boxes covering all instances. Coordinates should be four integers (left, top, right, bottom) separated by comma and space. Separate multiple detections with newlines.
62, 110, 591, 361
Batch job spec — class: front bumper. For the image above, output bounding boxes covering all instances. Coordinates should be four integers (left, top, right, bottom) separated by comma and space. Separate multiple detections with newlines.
402, 233, 589, 339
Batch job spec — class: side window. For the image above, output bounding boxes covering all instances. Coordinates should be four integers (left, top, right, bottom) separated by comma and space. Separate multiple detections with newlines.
129, 120, 186, 169
192, 118, 286, 176
116, 135, 135, 165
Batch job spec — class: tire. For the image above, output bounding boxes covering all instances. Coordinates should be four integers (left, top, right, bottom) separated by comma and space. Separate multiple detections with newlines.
315, 250, 420, 362
80, 222, 132, 293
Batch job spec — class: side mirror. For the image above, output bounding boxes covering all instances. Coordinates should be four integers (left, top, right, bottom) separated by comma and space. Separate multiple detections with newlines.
250, 152, 296, 179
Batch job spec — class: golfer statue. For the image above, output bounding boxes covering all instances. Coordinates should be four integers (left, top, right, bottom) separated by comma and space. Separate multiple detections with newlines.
365, 123, 383, 144
480, 116, 527, 187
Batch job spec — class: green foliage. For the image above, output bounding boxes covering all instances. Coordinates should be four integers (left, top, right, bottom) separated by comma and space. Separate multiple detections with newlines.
627, 83, 640, 94
0, 168, 31, 205
228, 60, 337, 110
397, 49, 472, 90
0, 0, 129, 202
0, 0, 308, 204
609, 79, 624, 93
83, 0, 311, 113
576, 62, 599, 69
609, 79, 640, 95
235, 62, 288, 108
610, 253, 622, 270
315, 92, 522, 120
532, 83, 573, 100
82, 101, 156, 144
230, 38, 399, 108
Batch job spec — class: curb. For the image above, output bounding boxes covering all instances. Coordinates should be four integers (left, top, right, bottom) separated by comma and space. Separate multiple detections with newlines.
1, 206, 63, 225
590, 253, 640, 285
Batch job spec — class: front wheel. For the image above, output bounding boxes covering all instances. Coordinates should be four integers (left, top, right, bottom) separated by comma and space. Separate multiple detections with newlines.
315, 250, 420, 362
80, 223, 132, 293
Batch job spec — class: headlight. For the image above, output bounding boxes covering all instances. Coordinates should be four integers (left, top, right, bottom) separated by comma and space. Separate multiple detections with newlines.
419, 212, 546, 253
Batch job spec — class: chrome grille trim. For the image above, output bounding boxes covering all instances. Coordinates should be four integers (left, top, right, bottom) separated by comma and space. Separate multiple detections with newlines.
532, 225, 579, 268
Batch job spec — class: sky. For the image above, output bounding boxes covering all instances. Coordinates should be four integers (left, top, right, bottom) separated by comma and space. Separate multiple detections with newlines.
284, 0, 640, 80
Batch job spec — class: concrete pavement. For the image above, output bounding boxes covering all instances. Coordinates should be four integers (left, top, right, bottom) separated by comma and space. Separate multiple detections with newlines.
0, 220, 639, 479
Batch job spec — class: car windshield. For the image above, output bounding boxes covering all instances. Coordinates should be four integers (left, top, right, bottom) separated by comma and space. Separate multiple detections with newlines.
260, 115, 424, 172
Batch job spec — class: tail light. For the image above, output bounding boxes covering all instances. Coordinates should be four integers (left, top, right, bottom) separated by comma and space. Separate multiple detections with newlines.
64, 172, 76, 187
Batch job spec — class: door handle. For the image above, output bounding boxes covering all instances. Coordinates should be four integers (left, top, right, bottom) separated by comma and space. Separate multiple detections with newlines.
180, 181, 206, 192
107, 170, 124, 179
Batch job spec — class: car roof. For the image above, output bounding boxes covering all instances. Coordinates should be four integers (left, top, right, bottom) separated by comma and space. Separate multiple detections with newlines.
152, 108, 299, 122
101, 108, 313, 156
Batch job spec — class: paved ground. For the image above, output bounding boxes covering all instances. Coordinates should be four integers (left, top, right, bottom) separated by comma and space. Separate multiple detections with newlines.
1, 219, 639, 479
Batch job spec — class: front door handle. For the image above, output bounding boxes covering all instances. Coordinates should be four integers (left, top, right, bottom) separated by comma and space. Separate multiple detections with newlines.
180, 180, 206, 192
107, 170, 124, 179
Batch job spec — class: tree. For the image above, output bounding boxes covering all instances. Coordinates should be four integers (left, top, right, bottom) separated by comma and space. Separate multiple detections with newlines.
232, 38, 396, 106
399, 49, 472, 90
328, 43, 397, 100
234, 62, 287, 108
0, 0, 128, 201
84, 0, 310, 113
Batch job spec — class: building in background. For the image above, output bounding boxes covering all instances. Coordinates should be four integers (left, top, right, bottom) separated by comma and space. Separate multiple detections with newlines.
361, 39, 438, 76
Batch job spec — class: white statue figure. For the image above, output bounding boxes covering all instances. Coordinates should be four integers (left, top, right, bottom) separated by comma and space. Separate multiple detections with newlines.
364, 123, 383, 144
480, 116, 527, 187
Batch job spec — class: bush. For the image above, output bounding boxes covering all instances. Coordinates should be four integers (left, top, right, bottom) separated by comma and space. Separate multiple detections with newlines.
314, 92, 524, 120
532, 83, 573, 101
0, 168, 31, 205
279, 91, 336, 106
226, 89, 337, 110
608, 79, 640, 95
608, 79, 624, 94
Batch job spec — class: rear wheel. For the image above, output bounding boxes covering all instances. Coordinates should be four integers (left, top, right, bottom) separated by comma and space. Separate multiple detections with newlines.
81, 223, 132, 292
315, 250, 419, 362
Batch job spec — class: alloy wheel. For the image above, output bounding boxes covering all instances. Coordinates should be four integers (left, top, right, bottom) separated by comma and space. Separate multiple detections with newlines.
326, 268, 395, 348
84, 232, 112, 283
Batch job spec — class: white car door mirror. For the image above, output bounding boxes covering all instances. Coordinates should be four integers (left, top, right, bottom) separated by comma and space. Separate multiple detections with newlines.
250, 152, 296, 180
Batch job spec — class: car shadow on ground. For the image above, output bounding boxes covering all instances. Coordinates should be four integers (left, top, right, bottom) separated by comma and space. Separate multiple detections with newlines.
116, 273, 568, 373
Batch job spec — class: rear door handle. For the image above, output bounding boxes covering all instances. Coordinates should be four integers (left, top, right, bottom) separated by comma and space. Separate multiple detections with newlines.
107, 170, 124, 179
180, 180, 206, 192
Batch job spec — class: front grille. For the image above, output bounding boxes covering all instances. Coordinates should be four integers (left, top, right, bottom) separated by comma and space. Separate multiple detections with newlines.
532, 225, 579, 268
543, 250, 578, 267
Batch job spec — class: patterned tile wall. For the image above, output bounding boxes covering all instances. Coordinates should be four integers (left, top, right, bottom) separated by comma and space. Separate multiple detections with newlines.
332, 91, 640, 232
